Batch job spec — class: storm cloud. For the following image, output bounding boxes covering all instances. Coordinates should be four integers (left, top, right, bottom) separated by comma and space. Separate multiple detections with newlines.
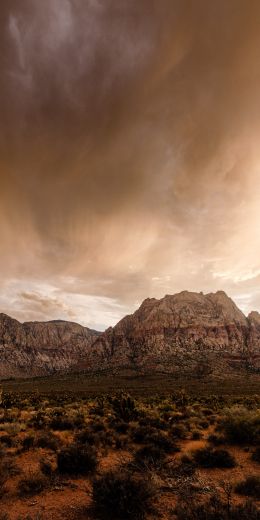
0, 0, 260, 328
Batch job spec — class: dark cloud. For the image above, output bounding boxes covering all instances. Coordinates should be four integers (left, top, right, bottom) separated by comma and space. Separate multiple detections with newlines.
0, 0, 260, 327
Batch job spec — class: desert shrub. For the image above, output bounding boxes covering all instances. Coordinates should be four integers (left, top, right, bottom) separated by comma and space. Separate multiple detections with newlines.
235, 476, 260, 499
172, 389, 189, 407
92, 470, 155, 519
110, 394, 138, 422
131, 425, 156, 443
40, 460, 54, 478
207, 433, 225, 446
77, 427, 114, 448
191, 430, 202, 440
134, 444, 167, 469
90, 420, 106, 433
146, 431, 178, 453
252, 447, 260, 463
112, 420, 129, 434
30, 411, 47, 430
0, 434, 15, 448
167, 457, 196, 480
201, 408, 214, 417
175, 495, 260, 520
18, 471, 49, 496
198, 420, 210, 429
49, 414, 74, 431
57, 444, 97, 475
219, 406, 260, 444
35, 432, 59, 451
193, 447, 236, 468
139, 416, 168, 431
171, 423, 188, 439
0, 461, 10, 497
21, 435, 35, 451
132, 426, 178, 453
76, 429, 97, 446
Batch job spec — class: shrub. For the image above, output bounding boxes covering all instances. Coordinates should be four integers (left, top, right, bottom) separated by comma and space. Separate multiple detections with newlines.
57, 444, 97, 475
146, 432, 178, 453
18, 471, 49, 496
193, 447, 236, 468
175, 495, 259, 520
35, 433, 59, 451
171, 424, 188, 439
110, 394, 138, 422
92, 470, 155, 519
207, 433, 225, 446
132, 425, 156, 444
235, 476, 260, 499
252, 447, 260, 463
134, 445, 167, 469
219, 406, 260, 445
191, 430, 202, 440
21, 435, 35, 451
0, 434, 15, 448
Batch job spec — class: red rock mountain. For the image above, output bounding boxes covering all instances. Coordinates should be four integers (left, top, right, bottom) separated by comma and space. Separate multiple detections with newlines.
87, 291, 260, 376
0, 291, 260, 378
0, 314, 99, 378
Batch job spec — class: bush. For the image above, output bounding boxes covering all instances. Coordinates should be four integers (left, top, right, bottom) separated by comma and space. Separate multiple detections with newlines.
110, 394, 138, 422
252, 447, 260, 463
235, 476, 260, 499
207, 433, 225, 446
92, 470, 155, 519
175, 495, 260, 520
18, 471, 49, 496
134, 445, 167, 469
57, 444, 97, 475
35, 433, 59, 451
193, 447, 236, 468
0, 434, 15, 448
219, 406, 260, 445
21, 435, 35, 451
191, 430, 202, 440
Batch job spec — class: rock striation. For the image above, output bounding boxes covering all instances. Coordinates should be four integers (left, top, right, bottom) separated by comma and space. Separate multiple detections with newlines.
0, 314, 99, 378
88, 291, 260, 377
0, 291, 260, 378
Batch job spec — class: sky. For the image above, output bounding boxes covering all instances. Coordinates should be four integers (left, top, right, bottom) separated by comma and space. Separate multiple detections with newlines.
0, 0, 260, 330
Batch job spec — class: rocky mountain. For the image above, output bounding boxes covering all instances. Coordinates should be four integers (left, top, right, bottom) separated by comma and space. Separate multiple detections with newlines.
0, 291, 260, 379
0, 314, 99, 378
87, 291, 260, 377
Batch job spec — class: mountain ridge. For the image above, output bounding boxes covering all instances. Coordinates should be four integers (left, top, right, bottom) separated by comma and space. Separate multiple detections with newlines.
0, 290, 260, 379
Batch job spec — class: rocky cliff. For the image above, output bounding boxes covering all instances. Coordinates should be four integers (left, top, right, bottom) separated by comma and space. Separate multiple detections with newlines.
87, 291, 260, 377
0, 291, 260, 379
0, 314, 99, 378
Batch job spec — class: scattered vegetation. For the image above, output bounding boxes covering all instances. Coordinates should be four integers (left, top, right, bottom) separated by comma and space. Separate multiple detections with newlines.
219, 406, 260, 444
0, 383, 258, 518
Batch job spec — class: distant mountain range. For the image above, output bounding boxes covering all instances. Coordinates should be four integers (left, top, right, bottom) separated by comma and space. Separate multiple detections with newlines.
0, 291, 260, 379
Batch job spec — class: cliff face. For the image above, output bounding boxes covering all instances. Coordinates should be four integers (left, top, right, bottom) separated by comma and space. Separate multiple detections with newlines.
0, 314, 99, 378
0, 291, 260, 379
88, 291, 260, 376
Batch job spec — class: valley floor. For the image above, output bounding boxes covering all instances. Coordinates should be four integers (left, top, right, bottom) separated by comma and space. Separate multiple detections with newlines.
0, 387, 259, 519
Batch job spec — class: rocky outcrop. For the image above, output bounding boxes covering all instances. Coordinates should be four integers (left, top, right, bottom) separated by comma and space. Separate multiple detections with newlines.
0, 291, 260, 379
87, 291, 260, 377
0, 314, 99, 378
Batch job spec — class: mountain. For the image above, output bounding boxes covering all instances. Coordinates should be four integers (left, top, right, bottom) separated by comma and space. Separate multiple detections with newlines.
0, 291, 260, 379
87, 291, 260, 377
0, 313, 99, 378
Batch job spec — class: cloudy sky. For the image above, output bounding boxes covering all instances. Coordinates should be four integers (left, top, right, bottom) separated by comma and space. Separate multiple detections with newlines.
0, 0, 260, 330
